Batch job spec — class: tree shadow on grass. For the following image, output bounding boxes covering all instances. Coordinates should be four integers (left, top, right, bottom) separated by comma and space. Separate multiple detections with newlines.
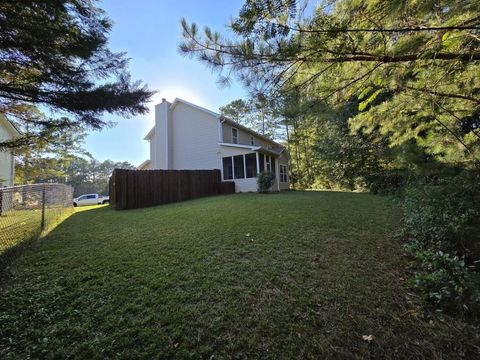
0, 231, 40, 286
0, 206, 107, 287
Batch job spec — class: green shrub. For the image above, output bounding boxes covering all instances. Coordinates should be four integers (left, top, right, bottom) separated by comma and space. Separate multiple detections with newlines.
401, 171, 480, 314
365, 169, 411, 194
411, 250, 480, 313
401, 173, 479, 252
257, 172, 275, 193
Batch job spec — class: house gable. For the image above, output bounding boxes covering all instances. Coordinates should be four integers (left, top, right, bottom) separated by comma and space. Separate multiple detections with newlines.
0, 116, 19, 186
168, 101, 220, 170
0, 115, 20, 142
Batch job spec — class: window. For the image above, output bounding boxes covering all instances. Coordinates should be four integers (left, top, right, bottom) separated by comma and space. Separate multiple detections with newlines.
280, 164, 288, 183
86, 195, 96, 199
232, 128, 238, 144
265, 155, 272, 173
250, 135, 255, 145
262, 155, 276, 178
245, 153, 257, 178
233, 155, 245, 179
222, 157, 233, 180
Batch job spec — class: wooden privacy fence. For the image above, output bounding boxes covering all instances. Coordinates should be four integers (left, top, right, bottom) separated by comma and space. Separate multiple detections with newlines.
109, 169, 235, 210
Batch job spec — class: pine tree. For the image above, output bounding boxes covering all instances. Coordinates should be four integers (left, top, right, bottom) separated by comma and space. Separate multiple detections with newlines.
180, 0, 480, 167
0, 0, 154, 147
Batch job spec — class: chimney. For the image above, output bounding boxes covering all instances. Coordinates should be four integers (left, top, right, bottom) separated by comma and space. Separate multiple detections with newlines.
154, 99, 171, 169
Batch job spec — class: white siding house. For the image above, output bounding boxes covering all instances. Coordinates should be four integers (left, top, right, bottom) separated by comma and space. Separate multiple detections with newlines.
0, 116, 20, 187
140, 98, 290, 192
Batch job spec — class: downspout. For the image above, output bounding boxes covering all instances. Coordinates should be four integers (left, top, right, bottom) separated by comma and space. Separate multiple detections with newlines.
276, 156, 280, 191
10, 150, 15, 186
218, 117, 226, 180
218, 117, 226, 142
163, 98, 170, 169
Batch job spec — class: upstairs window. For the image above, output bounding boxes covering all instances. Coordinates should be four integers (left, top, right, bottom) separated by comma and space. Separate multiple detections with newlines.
250, 135, 255, 145
232, 128, 238, 144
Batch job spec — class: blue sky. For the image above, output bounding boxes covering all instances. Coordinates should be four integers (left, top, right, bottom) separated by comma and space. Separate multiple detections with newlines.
85, 0, 248, 165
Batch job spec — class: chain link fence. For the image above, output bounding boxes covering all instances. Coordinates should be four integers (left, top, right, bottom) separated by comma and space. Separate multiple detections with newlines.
0, 183, 73, 274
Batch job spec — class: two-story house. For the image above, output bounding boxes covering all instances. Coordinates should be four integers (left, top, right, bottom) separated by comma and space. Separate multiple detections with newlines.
139, 98, 289, 192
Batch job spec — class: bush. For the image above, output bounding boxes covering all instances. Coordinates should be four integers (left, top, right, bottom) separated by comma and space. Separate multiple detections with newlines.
257, 171, 275, 193
401, 171, 480, 314
411, 250, 480, 313
365, 169, 411, 194
401, 172, 479, 252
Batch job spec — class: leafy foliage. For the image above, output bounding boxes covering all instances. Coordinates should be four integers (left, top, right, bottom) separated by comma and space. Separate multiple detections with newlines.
180, 0, 480, 166
14, 122, 134, 195
284, 95, 394, 190
257, 171, 275, 192
402, 172, 480, 253
412, 250, 479, 312
220, 96, 280, 137
401, 172, 480, 313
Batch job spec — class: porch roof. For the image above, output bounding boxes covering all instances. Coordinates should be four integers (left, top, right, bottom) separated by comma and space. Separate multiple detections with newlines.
218, 142, 284, 157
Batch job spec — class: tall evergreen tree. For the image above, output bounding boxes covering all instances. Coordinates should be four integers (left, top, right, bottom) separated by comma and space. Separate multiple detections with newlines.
180, 0, 480, 167
0, 0, 155, 147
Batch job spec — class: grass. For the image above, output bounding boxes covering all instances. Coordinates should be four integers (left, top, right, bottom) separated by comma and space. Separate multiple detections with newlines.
0, 206, 73, 271
0, 209, 41, 254
0, 192, 478, 359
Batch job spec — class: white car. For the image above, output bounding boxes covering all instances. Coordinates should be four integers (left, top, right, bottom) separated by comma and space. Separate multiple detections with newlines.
73, 194, 109, 207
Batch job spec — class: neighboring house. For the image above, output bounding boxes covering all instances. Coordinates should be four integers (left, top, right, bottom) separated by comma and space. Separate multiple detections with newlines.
137, 159, 150, 170
140, 98, 289, 192
0, 115, 20, 187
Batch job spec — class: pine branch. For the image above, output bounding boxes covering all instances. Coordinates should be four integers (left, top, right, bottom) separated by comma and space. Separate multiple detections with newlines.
322, 52, 480, 63
276, 24, 480, 34
403, 85, 480, 104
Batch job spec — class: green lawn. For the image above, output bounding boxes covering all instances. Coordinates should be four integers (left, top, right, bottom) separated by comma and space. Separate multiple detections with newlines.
0, 206, 73, 257
0, 192, 477, 359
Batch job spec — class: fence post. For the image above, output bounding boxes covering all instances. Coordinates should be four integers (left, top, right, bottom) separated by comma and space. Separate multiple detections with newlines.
41, 184, 46, 230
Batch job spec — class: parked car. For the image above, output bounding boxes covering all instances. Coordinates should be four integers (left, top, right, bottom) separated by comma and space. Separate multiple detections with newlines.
73, 194, 109, 207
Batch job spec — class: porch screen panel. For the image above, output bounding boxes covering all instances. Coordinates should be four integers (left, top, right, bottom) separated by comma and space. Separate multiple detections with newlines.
233, 155, 245, 179
222, 157, 233, 180
271, 157, 276, 178
245, 153, 257, 178
259, 154, 265, 172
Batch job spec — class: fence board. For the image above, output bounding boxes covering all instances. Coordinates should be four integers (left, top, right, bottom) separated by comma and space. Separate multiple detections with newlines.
109, 169, 235, 210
